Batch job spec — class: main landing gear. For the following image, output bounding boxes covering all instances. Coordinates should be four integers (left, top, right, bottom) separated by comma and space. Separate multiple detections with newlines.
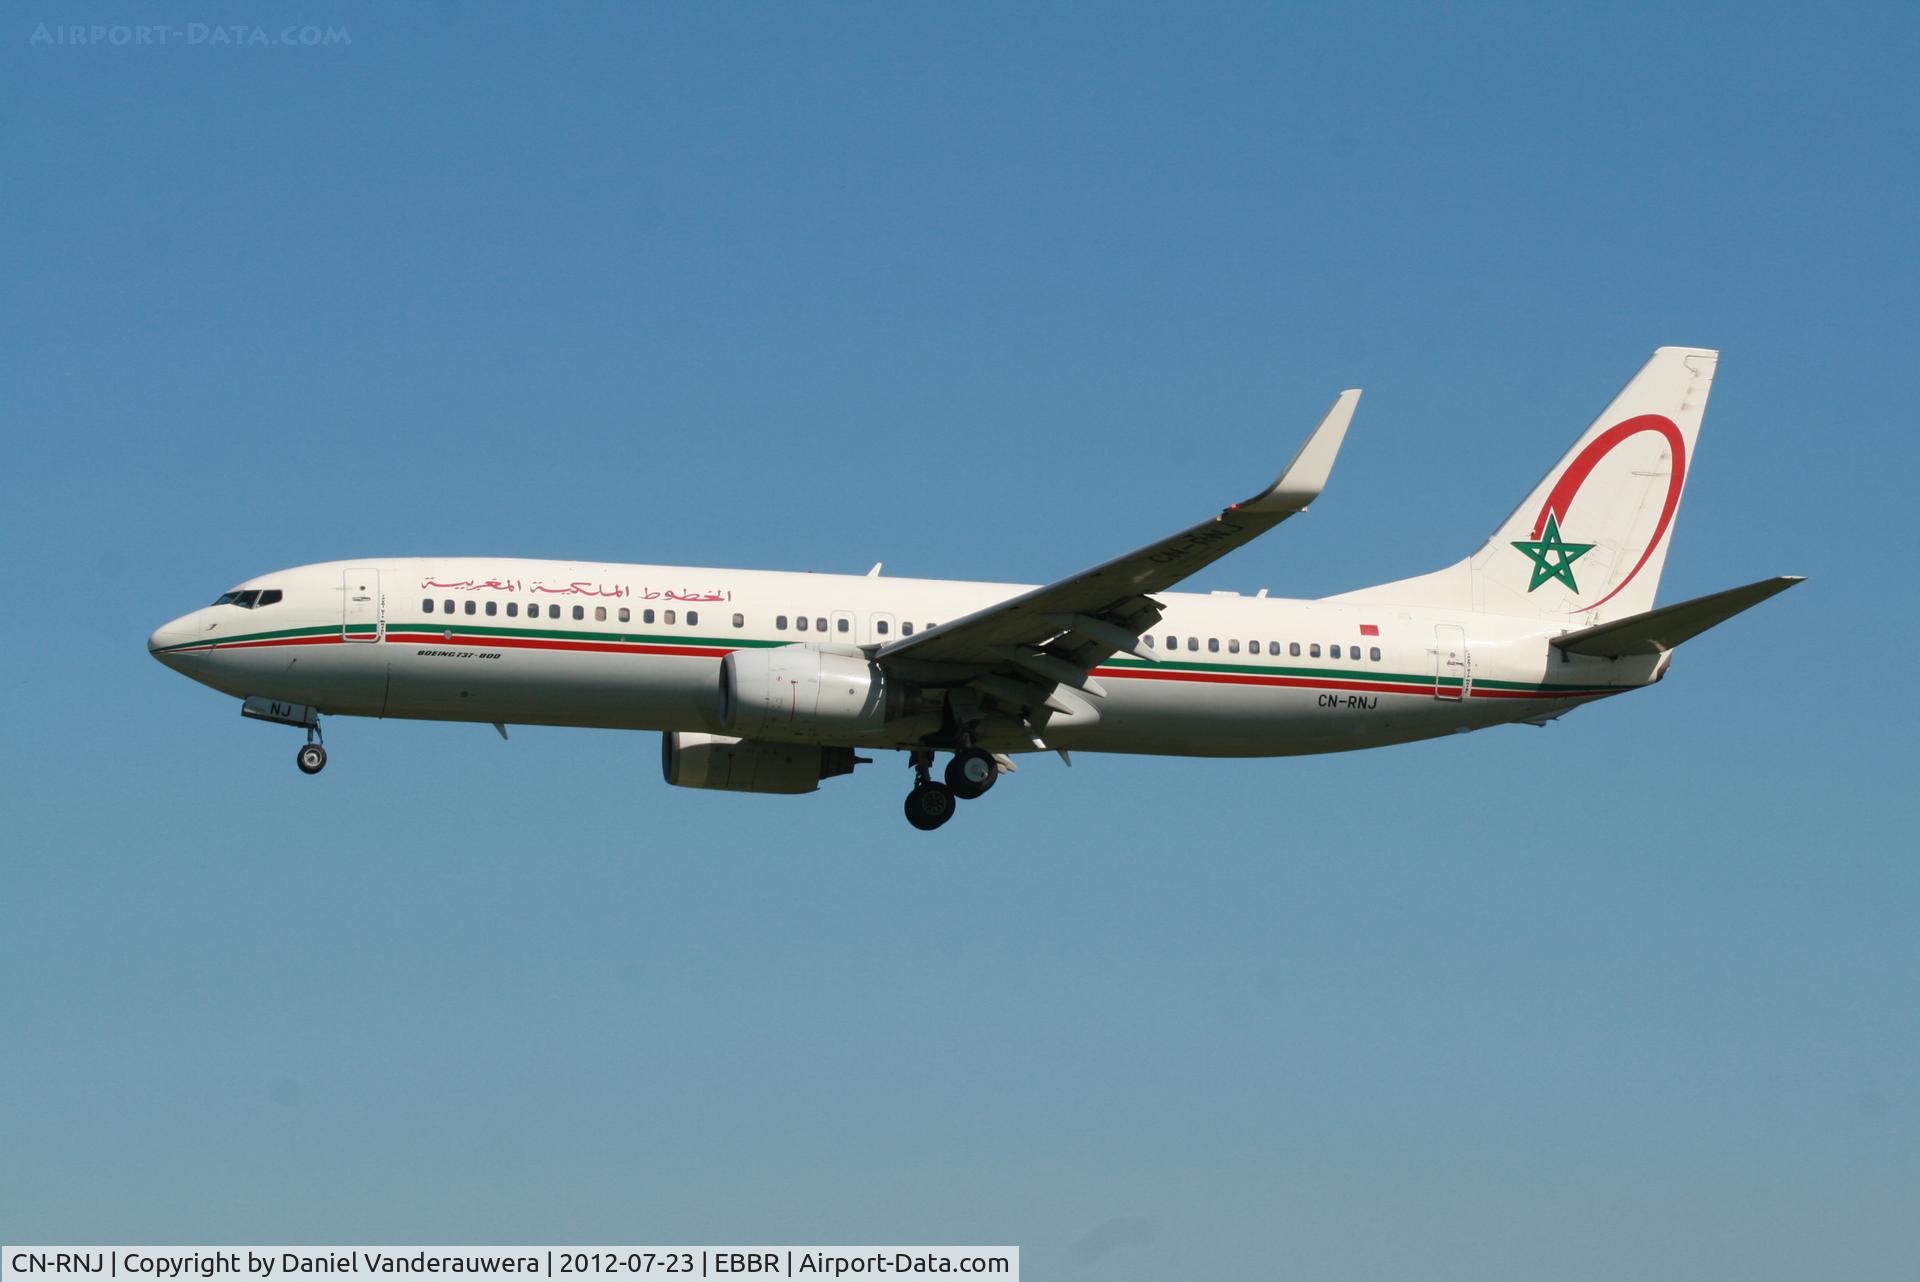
946, 747, 997, 800
902, 747, 1001, 831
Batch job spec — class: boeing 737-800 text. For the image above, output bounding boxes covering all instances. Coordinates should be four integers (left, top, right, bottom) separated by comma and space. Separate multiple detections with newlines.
149, 347, 1799, 829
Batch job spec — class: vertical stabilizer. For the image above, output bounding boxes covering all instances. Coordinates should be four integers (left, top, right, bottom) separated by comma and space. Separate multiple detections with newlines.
1333, 347, 1717, 625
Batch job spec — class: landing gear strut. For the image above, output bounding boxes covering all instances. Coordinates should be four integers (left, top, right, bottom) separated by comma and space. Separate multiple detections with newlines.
904, 749, 954, 831
295, 721, 327, 775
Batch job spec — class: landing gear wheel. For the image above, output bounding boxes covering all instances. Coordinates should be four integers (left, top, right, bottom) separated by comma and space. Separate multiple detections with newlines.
904, 781, 956, 831
296, 743, 328, 775
945, 748, 998, 800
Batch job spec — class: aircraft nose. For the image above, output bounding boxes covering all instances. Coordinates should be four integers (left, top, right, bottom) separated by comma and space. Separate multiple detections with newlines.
148, 615, 201, 672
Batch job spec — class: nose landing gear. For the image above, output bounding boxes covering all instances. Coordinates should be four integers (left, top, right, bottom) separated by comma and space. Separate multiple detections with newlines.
241, 697, 330, 776
295, 721, 327, 775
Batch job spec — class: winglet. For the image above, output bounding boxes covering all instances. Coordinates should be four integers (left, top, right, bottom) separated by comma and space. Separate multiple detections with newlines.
1238, 389, 1360, 514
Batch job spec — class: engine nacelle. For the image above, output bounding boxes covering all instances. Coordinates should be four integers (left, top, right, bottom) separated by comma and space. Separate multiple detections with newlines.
661, 732, 859, 795
720, 645, 894, 741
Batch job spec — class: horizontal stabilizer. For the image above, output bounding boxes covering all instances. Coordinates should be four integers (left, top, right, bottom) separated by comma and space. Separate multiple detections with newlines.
1551, 576, 1803, 657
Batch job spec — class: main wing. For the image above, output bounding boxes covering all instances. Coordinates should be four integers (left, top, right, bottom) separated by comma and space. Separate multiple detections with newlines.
875, 389, 1359, 727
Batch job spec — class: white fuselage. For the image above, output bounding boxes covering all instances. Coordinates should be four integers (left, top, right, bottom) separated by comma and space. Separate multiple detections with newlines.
148, 558, 1659, 757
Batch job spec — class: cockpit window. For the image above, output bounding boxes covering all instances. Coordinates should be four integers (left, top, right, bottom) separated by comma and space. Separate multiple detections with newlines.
212, 588, 281, 609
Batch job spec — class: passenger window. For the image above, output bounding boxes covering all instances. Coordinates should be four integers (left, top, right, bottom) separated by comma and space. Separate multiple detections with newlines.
665, 609, 677, 625
1228, 639, 1240, 654
1330, 644, 1341, 659
1310, 643, 1321, 658
595, 606, 606, 622
465, 600, 477, 615
571, 605, 583, 620
687, 611, 698, 626
902, 622, 914, 636
485, 601, 497, 616
1208, 638, 1219, 653
444, 599, 455, 614
507, 602, 519, 617
1269, 641, 1281, 655
1164, 635, 1176, 650
1370, 646, 1382, 661
643, 609, 655, 624
526, 603, 537, 619
836, 617, 849, 634
1188, 637, 1199, 651
618, 608, 630, 623
776, 615, 788, 631
796, 616, 808, 632
817, 617, 828, 632
1290, 642, 1301, 657
876, 619, 889, 635
423, 598, 434, 613
732, 613, 744, 628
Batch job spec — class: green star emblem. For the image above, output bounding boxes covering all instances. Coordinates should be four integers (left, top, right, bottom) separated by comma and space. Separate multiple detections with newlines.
1510, 512, 1595, 593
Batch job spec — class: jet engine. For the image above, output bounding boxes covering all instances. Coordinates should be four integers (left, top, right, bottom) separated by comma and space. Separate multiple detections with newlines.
719, 645, 896, 740
661, 732, 860, 795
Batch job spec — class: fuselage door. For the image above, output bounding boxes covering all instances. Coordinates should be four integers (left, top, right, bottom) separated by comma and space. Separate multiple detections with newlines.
1434, 624, 1468, 699
342, 567, 384, 642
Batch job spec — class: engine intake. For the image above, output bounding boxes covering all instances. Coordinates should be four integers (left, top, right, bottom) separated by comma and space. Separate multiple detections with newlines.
661, 732, 859, 795
720, 645, 894, 740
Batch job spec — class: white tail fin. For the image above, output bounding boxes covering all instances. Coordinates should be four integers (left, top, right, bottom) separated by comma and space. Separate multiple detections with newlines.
1333, 346, 1717, 625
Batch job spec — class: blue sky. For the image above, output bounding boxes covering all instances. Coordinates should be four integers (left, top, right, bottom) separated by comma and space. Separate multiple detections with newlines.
2, 3, 1914, 1276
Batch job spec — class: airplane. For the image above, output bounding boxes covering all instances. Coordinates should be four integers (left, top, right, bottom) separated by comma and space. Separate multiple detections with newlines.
148, 346, 1799, 830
